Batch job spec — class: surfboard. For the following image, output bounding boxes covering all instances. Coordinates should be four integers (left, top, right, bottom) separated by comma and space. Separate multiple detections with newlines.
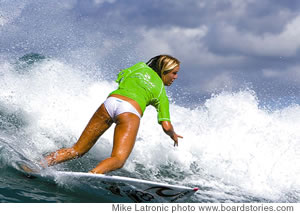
24, 169, 198, 203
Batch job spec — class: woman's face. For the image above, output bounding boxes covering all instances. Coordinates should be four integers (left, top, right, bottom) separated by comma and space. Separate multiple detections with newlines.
162, 65, 180, 86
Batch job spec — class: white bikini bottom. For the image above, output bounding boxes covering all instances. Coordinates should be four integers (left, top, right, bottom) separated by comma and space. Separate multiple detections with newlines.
104, 97, 141, 122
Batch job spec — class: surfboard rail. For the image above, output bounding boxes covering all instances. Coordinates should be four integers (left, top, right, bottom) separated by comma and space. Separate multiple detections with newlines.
37, 170, 198, 203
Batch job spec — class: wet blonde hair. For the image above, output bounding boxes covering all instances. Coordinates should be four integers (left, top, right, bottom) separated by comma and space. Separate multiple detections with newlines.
146, 55, 180, 78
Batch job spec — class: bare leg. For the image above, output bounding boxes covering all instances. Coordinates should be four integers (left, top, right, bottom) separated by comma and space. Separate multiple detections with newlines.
89, 112, 140, 174
44, 104, 113, 166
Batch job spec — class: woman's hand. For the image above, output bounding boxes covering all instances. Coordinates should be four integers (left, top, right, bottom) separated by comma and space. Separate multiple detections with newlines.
172, 132, 183, 147
161, 121, 183, 146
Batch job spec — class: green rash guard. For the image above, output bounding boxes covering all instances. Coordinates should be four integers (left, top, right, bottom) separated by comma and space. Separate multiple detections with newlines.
110, 62, 170, 123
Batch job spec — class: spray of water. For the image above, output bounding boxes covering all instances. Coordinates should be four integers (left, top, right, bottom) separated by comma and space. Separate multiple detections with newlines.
0, 58, 299, 202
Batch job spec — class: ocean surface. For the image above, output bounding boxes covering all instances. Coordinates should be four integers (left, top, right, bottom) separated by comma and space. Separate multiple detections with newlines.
0, 56, 300, 203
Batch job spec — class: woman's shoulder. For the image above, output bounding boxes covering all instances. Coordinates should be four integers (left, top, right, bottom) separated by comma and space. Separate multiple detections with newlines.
126, 62, 163, 85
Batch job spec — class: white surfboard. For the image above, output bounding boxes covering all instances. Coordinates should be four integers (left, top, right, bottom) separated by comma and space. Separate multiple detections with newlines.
26, 170, 198, 203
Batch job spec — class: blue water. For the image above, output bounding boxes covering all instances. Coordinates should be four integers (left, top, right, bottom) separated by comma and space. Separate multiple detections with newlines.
0, 55, 300, 203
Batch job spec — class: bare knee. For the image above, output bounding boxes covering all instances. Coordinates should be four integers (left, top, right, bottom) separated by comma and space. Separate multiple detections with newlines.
89, 155, 128, 174
112, 156, 127, 169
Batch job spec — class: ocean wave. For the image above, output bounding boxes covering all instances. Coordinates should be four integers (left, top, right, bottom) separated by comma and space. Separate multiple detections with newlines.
0, 56, 299, 202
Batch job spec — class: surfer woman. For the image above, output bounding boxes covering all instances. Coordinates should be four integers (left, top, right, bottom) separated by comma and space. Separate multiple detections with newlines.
44, 55, 183, 174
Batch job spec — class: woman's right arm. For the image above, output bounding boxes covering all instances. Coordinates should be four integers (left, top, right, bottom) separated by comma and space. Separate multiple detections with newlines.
161, 121, 183, 147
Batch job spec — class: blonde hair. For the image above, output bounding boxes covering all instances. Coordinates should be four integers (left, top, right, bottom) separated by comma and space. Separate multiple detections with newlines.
146, 55, 180, 77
